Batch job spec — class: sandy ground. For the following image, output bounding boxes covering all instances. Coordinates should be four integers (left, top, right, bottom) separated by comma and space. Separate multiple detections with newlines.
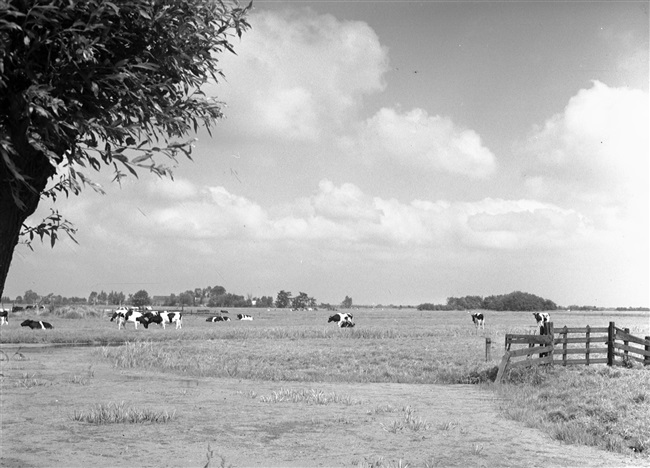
0, 345, 643, 468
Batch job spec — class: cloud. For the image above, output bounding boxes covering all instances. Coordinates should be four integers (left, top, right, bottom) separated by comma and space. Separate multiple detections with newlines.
523, 81, 649, 205
454, 198, 591, 250
213, 9, 389, 141
86, 179, 589, 256
343, 107, 496, 179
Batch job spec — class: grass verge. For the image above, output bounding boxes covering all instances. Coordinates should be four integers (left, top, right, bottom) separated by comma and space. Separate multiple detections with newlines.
495, 365, 650, 456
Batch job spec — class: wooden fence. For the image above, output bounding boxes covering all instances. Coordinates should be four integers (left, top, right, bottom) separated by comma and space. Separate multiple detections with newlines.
496, 322, 650, 383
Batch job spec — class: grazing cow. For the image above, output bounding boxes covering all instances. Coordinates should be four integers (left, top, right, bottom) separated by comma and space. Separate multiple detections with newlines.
12, 306, 24, 312
206, 316, 230, 322
237, 314, 253, 321
533, 312, 551, 334
469, 312, 485, 330
0, 309, 9, 325
21, 319, 53, 330
328, 312, 354, 328
110, 308, 143, 330
139, 311, 182, 329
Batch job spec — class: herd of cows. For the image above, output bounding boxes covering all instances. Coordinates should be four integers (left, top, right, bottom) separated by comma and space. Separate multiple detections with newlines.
0, 307, 550, 332
468, 311, 551, 333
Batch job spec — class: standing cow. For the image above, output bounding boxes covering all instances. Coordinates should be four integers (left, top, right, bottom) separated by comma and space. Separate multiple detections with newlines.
533, 312, 551, 334
468, 311, 485, 331
110, 307, 143, 330
328, 313, 354, 328
0, 309, 9, 326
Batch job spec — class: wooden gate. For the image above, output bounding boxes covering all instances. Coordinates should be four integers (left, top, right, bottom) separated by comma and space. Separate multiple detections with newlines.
496, 322, 650, 383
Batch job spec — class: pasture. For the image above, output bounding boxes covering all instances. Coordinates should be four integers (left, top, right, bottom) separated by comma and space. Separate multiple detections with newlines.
1, 308, 648, 467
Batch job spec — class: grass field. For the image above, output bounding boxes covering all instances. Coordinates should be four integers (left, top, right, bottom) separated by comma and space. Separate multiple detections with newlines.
1, 306, 649, 462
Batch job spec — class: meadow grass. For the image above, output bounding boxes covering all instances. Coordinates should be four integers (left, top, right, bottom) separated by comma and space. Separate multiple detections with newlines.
72, 401, 176, 424
495, 365, 650, 456
98, 334, 498, 384
4, 307, 649, 459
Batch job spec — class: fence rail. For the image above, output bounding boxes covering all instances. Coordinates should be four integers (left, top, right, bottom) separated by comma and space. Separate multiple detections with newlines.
496, 321, 650, 383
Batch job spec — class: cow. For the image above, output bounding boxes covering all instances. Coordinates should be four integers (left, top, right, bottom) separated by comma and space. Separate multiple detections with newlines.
0, 309, 8, 325
328, 312, 354, 328
21, 319, 53, 330
110, 308, 143, 330
533, 312, 551, 334
469, 311, 485, 330
12, 306, 24, 312
139, 311, 182, 329
206, 316, 230, 322
237, 314, 253, 321
220, 310, 229, 315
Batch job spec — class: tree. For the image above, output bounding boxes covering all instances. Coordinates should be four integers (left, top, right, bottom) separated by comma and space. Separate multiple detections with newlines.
107, 290, 125, 305
179, 291, 193, 307
291, 292, 309, 310
23, 289, 39, 304
88, 291, 98, 305
275, 290, 291, 309
341, 296, 353, 309
97, 290, 108, 305
131, 289, 151, 307
0, 0, 251, 298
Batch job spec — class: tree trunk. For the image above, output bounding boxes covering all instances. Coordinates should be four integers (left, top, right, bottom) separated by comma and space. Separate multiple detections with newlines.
0, 94, 56, 299
0, 180, 47, 299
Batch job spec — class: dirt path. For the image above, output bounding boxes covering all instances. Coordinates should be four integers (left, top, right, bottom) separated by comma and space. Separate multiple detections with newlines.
0, 346, 641, 467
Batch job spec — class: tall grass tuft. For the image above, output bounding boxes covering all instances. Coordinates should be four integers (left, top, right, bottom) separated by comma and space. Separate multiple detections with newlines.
259, 387, 362, 405
72, 401, 175, 424
380, 406, 431, 433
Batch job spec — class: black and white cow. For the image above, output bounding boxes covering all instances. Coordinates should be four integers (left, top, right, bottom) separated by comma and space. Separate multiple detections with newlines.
237, 314, 253, 321
139, 311, 182, 329
110, 307, 143, 330
0, 309, 9, 325
533, 312, 551, 334
469, 311, 485, 330
206, 316, 230, 322
328, 312, 355, 328
21, 319, 53, 329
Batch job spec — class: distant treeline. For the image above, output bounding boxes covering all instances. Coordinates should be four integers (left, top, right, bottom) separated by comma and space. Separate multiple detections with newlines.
568, 305, 650, 312
417, 291, 557, 312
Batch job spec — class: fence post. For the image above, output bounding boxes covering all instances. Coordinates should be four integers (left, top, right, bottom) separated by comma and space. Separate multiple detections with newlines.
624, 328, 630, 363
561, 326, 568, 366
607, 321, 615, 366
645, 337, 650, 367
496, 351, 510, 384
585, 325, 590, 365
485, 337, 491, 362
547, 322, 554, 361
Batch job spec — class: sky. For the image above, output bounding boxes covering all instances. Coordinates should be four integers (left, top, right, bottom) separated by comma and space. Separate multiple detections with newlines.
4, 0, 649, 308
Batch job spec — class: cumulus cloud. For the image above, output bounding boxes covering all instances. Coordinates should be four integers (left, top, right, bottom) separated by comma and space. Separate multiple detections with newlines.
345, 107, 496, 179
454, 198, 591, 250
95, 179, 589, 256
213, 9, 389, 141
521, 81, 648, 213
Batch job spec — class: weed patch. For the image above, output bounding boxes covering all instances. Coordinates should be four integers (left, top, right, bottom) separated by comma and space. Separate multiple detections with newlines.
72, 401, 175, 424
259, 387, 362, 405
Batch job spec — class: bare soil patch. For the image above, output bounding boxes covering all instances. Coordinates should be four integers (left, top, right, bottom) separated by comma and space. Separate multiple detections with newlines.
0, 345, 641, 467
